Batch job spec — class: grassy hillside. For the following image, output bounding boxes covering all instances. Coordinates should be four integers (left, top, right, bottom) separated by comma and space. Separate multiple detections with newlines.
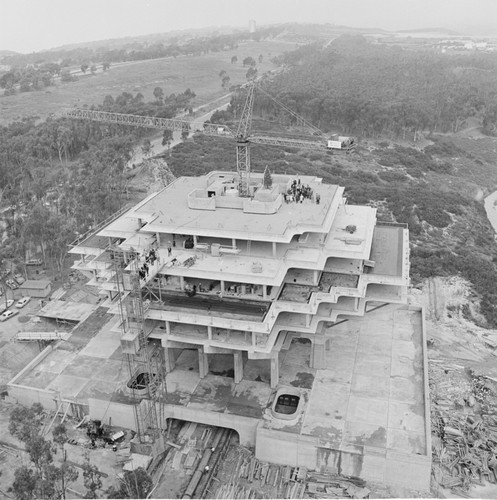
0, 40, 295, 125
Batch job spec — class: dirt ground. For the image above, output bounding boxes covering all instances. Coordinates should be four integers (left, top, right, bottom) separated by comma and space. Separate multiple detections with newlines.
413, 277, 497, 498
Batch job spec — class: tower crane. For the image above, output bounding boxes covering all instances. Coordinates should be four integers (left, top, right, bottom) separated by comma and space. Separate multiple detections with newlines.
62, 81, 355, 197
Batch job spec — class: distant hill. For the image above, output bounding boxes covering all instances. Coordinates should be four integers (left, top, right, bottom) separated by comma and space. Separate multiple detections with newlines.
0, 50, 19, 57
395, 27, 463, 36
47, 26, 236, 52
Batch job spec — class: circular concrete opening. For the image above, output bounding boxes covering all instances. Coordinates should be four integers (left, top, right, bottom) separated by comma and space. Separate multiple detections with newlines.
274, 394, 300, 415
271, 387, 303, 421
127, 371, 157, 395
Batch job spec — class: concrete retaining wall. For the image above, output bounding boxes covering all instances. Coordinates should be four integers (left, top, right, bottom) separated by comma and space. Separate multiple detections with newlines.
7, 344, 58, 409
88, 398, 137, 430
8, 384, 57, 410
255, 425, 431, 491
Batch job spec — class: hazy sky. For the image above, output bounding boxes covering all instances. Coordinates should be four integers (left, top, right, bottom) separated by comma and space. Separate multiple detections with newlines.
1, 0, 496, 53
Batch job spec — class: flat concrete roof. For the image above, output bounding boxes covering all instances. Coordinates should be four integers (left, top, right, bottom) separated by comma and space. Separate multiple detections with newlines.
14, 311, 128, 405
38, 300, 96, 322
104, 172, 343, 243
370, 224, 406, 277
325, 204, 377, 260
20, 280, 51, 289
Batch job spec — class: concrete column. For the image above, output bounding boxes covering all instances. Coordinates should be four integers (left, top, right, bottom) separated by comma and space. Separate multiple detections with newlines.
165, 321, 171, 334
220, 280, 225, 296
164, 347, 176, 373
313, 269, 319, 285
306, 314, 311, 327
156, 232, 161, 248
232, 238, 236, 249
272, 241, 277, 257
180, 276, 185, 290
263, 285, 267, 300
193, 235, 198, 246
234, 351, 243, 384
198, 348, 209, 378
207, 325, 213, 340
270, 353, 279, 388
311, 336, 326, 369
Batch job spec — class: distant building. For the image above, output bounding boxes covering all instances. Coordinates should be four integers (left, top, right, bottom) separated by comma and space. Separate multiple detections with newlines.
19, 279, 51, 298
249, 19, 256, 33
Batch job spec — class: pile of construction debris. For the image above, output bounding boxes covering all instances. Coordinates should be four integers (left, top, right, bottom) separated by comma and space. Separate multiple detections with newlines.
430, 360, 497, 495
211, 445, 370, 499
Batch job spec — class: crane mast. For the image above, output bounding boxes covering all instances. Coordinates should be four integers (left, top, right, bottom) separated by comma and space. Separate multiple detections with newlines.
235, 82, 255, 197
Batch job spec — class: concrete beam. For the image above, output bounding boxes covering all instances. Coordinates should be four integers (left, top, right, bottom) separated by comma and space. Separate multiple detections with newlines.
234, 351, 243, 384
198, 348, 209, 378
270, 353, 279, 388
164, 347, 176, 373
310, 336, 326, 370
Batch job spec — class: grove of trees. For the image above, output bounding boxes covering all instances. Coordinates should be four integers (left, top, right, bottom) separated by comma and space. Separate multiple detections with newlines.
9, 404, 80, 499
260, 35, 497, 139
0, 87, 196, 277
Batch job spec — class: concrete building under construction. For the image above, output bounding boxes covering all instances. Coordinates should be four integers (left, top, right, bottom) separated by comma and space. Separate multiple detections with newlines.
8, 171, 431, 490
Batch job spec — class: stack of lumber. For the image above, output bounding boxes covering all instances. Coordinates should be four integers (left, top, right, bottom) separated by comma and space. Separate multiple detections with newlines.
306, 472, 370, 499
432, 410, 497, 492
214, 448, 370, 499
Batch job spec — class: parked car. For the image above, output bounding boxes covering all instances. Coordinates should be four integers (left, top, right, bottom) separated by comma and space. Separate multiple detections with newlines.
26, 258, 43, 266
6, 279, 18, 290
0, 309, 18, 321
14, 274, 25, 285
15, 296, 31, 308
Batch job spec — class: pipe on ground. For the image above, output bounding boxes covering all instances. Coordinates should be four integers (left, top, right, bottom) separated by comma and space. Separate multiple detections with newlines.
182, 428, 229, 499
194, 429, 232, 499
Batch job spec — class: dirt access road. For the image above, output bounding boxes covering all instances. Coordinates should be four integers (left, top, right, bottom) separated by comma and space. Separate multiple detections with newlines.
127, 94, 231, 167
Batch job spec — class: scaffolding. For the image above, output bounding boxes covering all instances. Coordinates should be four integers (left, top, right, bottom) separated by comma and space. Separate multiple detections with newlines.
112, 247, 166, 444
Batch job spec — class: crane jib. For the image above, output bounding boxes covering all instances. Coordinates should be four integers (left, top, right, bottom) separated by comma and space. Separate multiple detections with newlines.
61, 83, 354, 198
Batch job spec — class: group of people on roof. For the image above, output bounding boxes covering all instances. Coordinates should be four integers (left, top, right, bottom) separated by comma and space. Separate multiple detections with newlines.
284, 179, 319, 204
